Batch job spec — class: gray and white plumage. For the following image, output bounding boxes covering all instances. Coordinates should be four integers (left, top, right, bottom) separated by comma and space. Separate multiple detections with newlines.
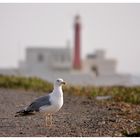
16, 78, 65, 116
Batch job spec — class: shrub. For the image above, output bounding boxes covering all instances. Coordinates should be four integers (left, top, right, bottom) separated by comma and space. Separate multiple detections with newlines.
0, 74, 139, 104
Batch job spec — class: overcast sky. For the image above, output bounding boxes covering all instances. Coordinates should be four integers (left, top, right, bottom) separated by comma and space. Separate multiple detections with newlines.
0, 3, 140, 75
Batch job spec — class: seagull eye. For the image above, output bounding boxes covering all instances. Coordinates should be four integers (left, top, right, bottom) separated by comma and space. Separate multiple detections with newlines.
57, 80, 60, 82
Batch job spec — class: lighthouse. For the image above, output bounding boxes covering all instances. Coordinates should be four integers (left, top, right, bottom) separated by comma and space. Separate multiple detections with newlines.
73, 15, 82, 70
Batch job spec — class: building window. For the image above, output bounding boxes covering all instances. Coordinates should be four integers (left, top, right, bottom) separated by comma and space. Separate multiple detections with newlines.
87, 54, 97, 59
38, 53, 44, 62
91, 66, 99, 76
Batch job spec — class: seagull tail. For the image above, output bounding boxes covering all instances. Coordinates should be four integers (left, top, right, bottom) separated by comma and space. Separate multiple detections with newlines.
16, 109, 26, 114
15, 108, 34, 117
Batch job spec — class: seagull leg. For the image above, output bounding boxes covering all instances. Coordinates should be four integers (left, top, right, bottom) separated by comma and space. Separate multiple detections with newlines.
50, 114, 52, 126
45, 113, 48, 127
47, 114, 52, 127
45, 113, 52, 127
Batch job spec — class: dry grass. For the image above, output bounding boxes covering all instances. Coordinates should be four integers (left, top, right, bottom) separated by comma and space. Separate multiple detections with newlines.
0, 74, 140, 104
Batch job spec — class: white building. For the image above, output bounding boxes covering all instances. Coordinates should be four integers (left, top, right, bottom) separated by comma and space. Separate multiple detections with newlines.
0, 15, 134, 86
83, 50, 117, 76
19, 46, 72, 74
15, 46, 131, 86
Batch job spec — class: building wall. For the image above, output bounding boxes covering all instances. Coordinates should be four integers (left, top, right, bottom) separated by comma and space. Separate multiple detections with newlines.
0, 47, 133, 86
19, 48, 118, 78
85, 50, 117, 76
23, 47, 72, 73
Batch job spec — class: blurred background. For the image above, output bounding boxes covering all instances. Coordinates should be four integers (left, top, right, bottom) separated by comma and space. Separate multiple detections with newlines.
0, 3, 140, 137
0, 3, 140, 85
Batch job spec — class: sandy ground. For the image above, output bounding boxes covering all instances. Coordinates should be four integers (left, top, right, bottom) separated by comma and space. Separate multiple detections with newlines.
0, 88, 140, 137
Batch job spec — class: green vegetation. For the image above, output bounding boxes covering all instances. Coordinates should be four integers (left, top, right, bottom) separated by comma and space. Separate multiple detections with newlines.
65, 85, 140, 104
122, 127, 140, 137
0, 74, 140, 104
0, 74, 53, 92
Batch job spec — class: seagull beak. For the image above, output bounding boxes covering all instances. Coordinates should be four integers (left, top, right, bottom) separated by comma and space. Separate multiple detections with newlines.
62, 81, 66, 85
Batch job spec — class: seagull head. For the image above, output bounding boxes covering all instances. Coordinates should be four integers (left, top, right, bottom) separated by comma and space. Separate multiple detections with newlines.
54, 78, 66, 87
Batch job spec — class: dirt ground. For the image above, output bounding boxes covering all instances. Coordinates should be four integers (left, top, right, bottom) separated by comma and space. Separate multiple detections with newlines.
0, 88, 140, 137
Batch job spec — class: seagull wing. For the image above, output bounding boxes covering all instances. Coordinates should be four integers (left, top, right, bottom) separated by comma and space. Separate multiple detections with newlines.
26, 94, 52, 112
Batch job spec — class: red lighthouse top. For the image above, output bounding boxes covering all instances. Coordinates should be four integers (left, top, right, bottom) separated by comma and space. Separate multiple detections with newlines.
73, 15, 82, 70
75, 15, 81, 24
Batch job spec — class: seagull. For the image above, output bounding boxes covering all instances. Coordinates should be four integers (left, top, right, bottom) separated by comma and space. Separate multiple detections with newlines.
15, 78, 66, 127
